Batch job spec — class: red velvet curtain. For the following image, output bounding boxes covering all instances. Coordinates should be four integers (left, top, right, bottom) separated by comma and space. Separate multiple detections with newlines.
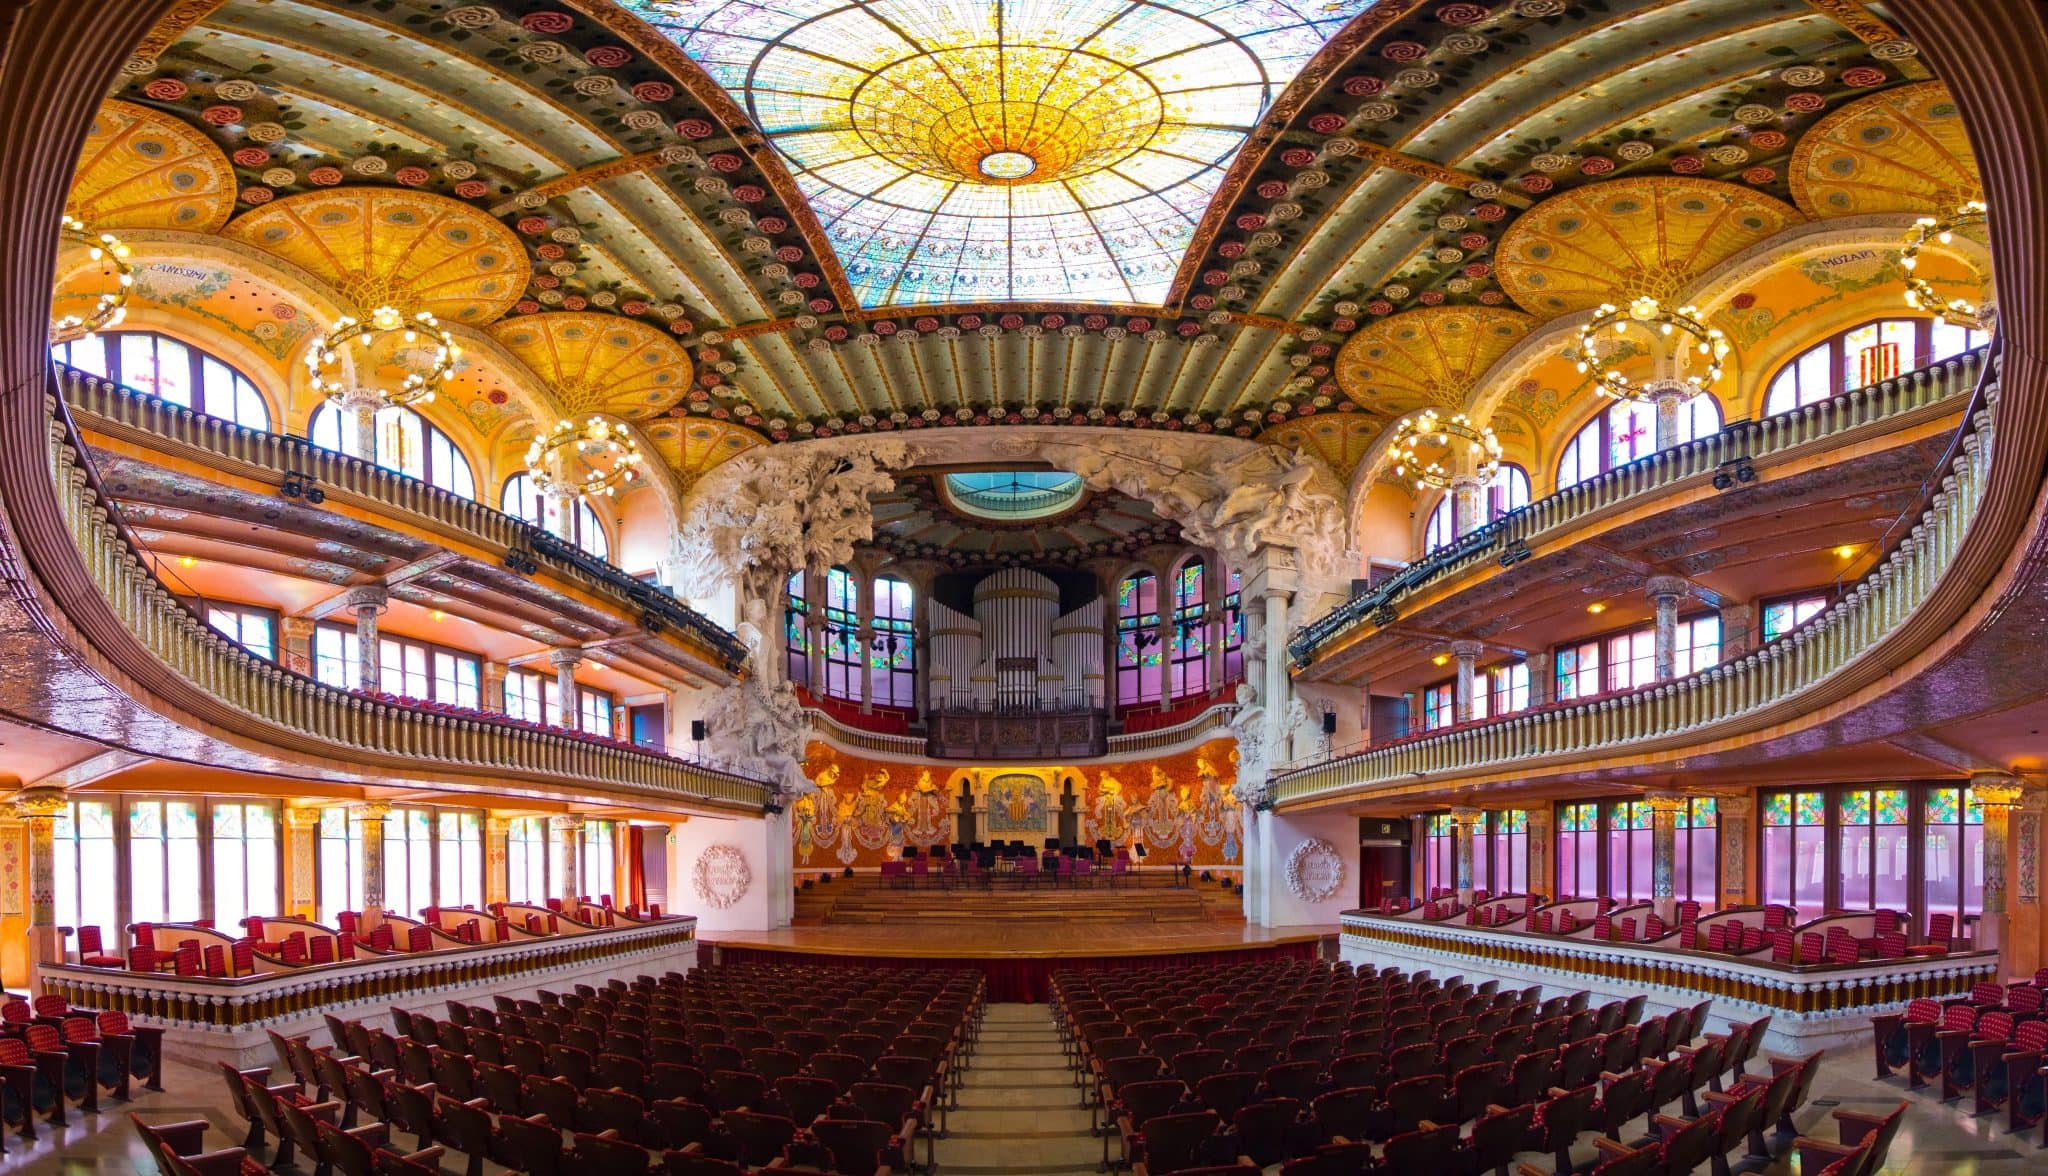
709, 942, 1321, 1002
627, 826, 646, 910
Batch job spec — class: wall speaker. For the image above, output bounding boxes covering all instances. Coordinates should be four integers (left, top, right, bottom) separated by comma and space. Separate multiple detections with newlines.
690, 720, 707, 742
1322, 711, 1338, 734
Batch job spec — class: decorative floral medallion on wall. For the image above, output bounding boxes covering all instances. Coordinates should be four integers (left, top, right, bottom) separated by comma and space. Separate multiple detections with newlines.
1285, 837, 1344, 903
692, 844, 752, 909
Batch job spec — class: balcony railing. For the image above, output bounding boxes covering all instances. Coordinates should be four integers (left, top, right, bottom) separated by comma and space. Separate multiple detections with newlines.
1290, 348, 1985, 668
42, 374, 773, 811
1273, 354, 1998, 806
62, 365, 749, 672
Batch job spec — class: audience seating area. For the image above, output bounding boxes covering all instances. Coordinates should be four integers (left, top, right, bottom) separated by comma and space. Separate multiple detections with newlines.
57, 897, 672, 978
0, 992, 166, 1150
1869, 969, 2048, 1142
1053, 959, 1905, 1176
128, 962, 980, 1176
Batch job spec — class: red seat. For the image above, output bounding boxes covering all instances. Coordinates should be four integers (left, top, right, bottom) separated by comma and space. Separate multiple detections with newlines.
74, 926, 126, 968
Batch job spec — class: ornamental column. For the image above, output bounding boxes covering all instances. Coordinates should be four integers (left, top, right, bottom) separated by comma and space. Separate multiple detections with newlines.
280, 615, 316, 677
1525, 807, 1552, 900
1648, 382, 1689, 451
14, 788, 67, 981
483, 816, 511, 907
1450, 807, 1483, 905
1972, 773, 2025, 953
552, 814, 582, 902
1647, 575, 1688, 681
1452, 640, 1482, 723
550, 648, 583, 730
1450, 474, 1485, 539
339, 389, 381, 463
347, 586, 388, 689
358, 801, 391, 919
1645, 791, 1687, 925
1262, 588, 1293, 754
1718, 796, 1754, 908
281, 806, 320, 920
1720, 600, 1756, 661
482, 660, 508, 714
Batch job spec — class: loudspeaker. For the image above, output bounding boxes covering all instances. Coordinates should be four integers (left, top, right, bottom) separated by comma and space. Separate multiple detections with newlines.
1322, 711, 1338, 735
690, 720, 706, 742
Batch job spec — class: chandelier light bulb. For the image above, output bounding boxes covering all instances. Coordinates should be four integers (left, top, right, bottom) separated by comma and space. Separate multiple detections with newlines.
51, 214, 135, 345
1899, 200, 1990, 329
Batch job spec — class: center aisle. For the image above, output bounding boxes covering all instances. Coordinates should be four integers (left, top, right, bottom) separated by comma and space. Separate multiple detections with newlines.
935, 1004, 1101, 1175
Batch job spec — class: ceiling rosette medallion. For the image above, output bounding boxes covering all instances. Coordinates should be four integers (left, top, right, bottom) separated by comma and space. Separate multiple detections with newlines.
1335, 306, 1536, 416
1495, 177, 1804, 316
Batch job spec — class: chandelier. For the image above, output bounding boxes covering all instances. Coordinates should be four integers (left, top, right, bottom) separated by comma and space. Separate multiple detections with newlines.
1574, 296, 1728, 401
1901, 200, 1989, 329
50, 215, 133, 344
1389, 409, 1502, 491
526, 415, 643, 499
305, 305, 459, 410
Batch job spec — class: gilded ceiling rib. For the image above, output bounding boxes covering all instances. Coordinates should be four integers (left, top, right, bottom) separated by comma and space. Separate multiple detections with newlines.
130, 0, 232, 66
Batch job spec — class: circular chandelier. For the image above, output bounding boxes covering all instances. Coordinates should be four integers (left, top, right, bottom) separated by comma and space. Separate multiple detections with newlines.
50, 215, 133, 345
305, 305, 459, 410
1389, 409, 1502, 491
1574, 296, 1729, 402
1901, 199, 1989, 329
527, 415, 643, 500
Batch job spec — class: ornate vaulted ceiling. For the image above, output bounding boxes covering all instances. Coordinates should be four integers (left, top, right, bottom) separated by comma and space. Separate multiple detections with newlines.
80, 0, 1972, 498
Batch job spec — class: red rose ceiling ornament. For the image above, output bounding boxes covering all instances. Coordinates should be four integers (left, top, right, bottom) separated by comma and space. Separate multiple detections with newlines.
520, 12, 573, 33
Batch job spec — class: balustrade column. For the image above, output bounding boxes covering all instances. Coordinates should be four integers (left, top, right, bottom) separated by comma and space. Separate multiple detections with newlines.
1450, 807, 1483, 904
14, 787, 67, 979
1972, 774, 2026, 953
550, 648, 584, 731
552, 815, 582, 902
282, 806, 320, 920
1647, 575, 1688, 681
347, 586, 388, 689
1645, 791, 1687, 925
358, 802, 391, 917
1452, 640, 1482, 723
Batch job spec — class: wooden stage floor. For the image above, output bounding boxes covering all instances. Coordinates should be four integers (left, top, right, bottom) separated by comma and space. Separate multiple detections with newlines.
700, 921, 1334, 961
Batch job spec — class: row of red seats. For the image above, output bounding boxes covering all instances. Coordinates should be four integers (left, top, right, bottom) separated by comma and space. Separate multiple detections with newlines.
1870, 971, 2048, 1142
0, 993, 162, 1150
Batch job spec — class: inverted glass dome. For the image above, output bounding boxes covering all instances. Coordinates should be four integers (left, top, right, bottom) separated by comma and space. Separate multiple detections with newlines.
943, 470, 1086, 520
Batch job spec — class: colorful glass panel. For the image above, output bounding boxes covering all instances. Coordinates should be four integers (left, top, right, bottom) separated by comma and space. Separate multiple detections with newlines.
1874, 788, 1908, 825
1794, 791, 1827, 825
1925, 788, 1958, 823
1763, 793, 1792, 825
1838, 790, 1870, 825
619, 0, 1372, 306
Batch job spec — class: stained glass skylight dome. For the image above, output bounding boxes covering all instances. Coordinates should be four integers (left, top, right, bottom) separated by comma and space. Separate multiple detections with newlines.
621, 0, 1374, 307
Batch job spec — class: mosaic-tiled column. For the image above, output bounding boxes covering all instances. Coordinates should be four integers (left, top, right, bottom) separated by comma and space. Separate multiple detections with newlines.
281, 806, 320, 920
1645, 791, 1687, 925
1450, 807, 1483, 903
483, 816, 510, 907
552, 814, 582, 902
1452, 641, 1482, 723
358, 801, 391, 915
1718, 796, 1753, 908
1972, 773, 2024, 951
1647, 576, 1688, 681
14, 788, 66, 974
279, 615, 316, 677
1525, 807, 1552, 900
347, 586, 388, 688
550, 648, 584, 731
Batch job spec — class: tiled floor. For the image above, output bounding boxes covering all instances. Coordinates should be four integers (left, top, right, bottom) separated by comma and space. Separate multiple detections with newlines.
14, 1009, 2044, 1174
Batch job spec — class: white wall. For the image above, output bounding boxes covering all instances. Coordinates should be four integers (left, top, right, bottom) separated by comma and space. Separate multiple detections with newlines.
668, 812, 791, 933
1248, 807, 1357, 929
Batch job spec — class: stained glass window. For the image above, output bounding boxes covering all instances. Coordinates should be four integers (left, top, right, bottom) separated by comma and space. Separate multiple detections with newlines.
1556, 640, 1601, 702
129, 800, 202, 927
1171, 560, 1208, 699
1223, 569, 1245, 684
1423, 814, 1457, 898
439, 811, 483, 911
1761, 789, 1827, 915
1674, 797, 1718, 906
1556, 803, 1600, 898
213, 802, 277, 932
785, 570, 810, 688
52, 330, 272, 430
619, 0, 1372, 306
1839, 787, 1910, 915
318, 806, 364, 925
315, 403, 477, 501
385, 807, 434, 918
502, 473, 608, 560
1115, 572, 1162, 707
1765, 318, 1989, 416
1924, 784, 1984, 937
582, 819, 617, 901
1485, 810, 1529, 896
821, 567, 861, 699
507, 817, 549, 904
1607, 801, 1655, 903
1762, 593, 1830, 642
870, 576, 917, 707
1557, 395, 1721, 489
1421, 682, 1455, 731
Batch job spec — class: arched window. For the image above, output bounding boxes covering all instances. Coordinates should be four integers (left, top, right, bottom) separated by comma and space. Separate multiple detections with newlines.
311, 402, 476, 500
53, 330, 271, 430
1423, 465, 1531, 554
1170, 559, 1209, 699
1115, 572, 1163, 706
821, 567, 860, 700
1556, 395, 1721, 490
869, 576, 916, 707
785, 570, 810, 688
1764, 317, 1991, 415
501, 473, 609, 561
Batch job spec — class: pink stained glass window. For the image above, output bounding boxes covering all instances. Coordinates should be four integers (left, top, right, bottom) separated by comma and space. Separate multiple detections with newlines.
1923, 785, 1985, 937
1762, 789, 1828, 917
868, 576, 916, 708
1171, 560, 1209, 700
1605, 801, 1656, 904
1222, 569, 1245, 684
1115, 572, 1162, 707
1423, 814, 1457, 897
1556, 640, 1601, 701
784, 571, 810, 688
1421, 682, 1455, 731
1675, 798, 1719, 908
1556, 803, 1600, 899
1487, 810, 1528, 895
821, 567, 860, 700
1838, 787, 1911, 915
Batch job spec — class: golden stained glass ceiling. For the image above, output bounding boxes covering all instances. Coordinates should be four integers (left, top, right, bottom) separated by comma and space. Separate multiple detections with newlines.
619, 0, 1373, 307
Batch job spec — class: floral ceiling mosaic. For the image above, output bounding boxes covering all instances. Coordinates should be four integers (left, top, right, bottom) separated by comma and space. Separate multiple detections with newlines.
76, 0, 1978, 485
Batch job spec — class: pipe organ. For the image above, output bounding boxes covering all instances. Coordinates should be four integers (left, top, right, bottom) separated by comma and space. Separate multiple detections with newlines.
927, 569, 1104, 712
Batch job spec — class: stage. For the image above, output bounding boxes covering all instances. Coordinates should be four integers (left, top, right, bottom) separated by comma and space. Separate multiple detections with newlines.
699, 922, 1334, 1001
